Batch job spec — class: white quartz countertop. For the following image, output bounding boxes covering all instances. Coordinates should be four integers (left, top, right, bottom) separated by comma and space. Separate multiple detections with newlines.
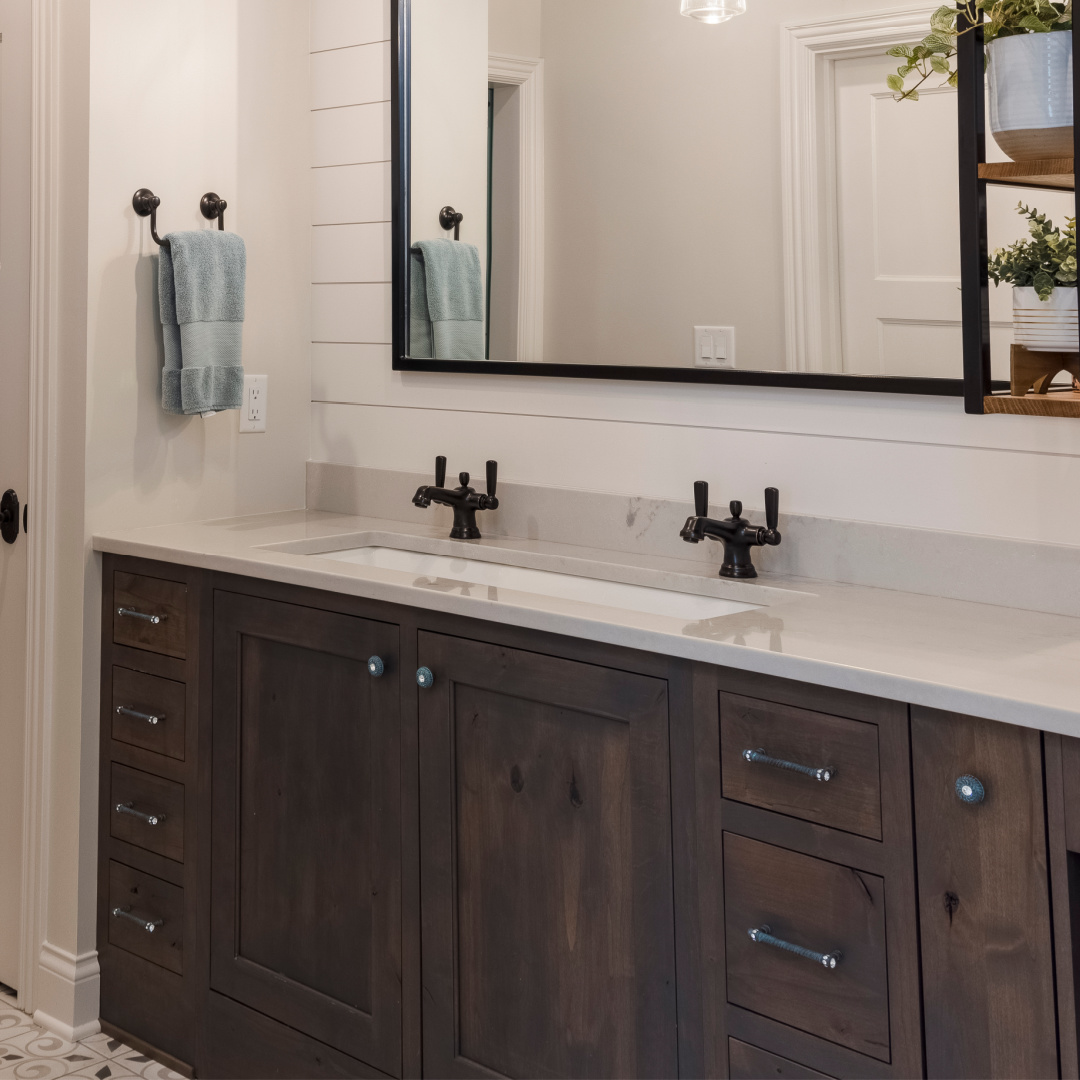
94, 509, 1080, 737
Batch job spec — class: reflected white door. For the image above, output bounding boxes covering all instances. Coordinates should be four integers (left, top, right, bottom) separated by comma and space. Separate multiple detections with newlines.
833, 51, 1073, 378
0, 0, 31, 992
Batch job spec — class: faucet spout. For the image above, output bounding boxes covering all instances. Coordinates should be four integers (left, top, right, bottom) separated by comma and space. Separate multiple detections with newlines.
412, 459, 500, 539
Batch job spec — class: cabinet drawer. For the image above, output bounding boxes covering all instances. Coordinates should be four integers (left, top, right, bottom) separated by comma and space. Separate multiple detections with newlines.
111, 667, 187, 761
110, 763, 185, 863
112, 572, 187, 659
724, 833, 890, 1062
108, 861, 184, 975
728, 1039, 833, 1079
720, 692, 882, 840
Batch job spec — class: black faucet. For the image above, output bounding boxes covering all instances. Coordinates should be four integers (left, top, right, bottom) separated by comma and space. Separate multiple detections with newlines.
680, 481, 781, 578
413, 456, 500, 540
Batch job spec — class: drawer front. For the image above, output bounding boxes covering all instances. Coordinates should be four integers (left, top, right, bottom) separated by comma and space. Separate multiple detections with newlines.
724, 833, 890, 1062
728, 1039, 833, 1080
110, 763, 185, 862
720, 692, 882, 840
113, 572, 187, 658
111, 667, 187, 761
108, 861, 184, 974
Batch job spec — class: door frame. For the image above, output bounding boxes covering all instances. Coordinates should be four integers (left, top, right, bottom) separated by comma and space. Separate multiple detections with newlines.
15, 0, 67, 1012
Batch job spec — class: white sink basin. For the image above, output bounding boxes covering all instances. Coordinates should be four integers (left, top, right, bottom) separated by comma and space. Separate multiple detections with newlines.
313, 545, 760, 621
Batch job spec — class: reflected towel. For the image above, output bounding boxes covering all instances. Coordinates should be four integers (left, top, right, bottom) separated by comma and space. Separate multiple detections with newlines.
159, 230, 246, 416
409, 239, 484, 360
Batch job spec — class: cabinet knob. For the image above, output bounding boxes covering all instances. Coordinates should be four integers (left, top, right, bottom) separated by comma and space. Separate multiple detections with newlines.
367, 656, 385, 678
416, 666, 434, 689
955, 775, 985, 804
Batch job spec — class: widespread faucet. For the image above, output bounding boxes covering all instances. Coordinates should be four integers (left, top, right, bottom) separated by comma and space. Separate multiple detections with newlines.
680, 481, 781, 579
413, 456, 499, 540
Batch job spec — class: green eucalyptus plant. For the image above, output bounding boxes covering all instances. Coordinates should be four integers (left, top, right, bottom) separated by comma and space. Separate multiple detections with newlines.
988, 203, 1078, 299
886, 0, 1072, 101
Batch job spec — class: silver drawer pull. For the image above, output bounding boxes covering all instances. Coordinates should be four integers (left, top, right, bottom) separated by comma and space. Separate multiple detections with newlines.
116, 705, 163, 726
743, 747, 834, 783
115, 802, 165, 827
117, 607, 164, 625
748, 925, 841, 970
111, 906, 162, 934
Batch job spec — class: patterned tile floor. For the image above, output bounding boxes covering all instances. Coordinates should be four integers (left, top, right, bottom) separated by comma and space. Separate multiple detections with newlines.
0, 990, 183, 1080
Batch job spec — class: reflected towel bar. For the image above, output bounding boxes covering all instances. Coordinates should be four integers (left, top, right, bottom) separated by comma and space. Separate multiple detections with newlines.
133, 188, 229, 249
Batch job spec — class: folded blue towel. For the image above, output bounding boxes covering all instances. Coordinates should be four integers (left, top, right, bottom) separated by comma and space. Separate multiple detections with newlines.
159, 231, 246, 416
410, 239, 484, 360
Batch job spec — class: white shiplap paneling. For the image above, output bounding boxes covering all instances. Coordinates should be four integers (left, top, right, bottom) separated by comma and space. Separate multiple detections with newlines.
312, 102, 390, 167
311, 0, 389, 53
312, 283, 393, 343
313, 162, 392, 224
311, 41, 390, 111
312, 222, 392, 283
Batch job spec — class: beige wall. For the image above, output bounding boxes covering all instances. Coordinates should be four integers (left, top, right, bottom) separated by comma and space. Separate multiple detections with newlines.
489, 0, 542, 56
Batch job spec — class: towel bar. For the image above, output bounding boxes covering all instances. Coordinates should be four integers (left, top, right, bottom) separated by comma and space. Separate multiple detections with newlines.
133, 188, 229, 247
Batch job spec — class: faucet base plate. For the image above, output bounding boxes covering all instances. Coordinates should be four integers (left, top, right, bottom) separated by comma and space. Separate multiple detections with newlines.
450, 525, 482, 541
720, 562, 758, 579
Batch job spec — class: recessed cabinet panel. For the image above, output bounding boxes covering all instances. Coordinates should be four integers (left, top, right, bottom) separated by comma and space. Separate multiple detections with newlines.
912, 707, 1058, 1080
418, 630, 678, 1079
210, 592, 401, 1078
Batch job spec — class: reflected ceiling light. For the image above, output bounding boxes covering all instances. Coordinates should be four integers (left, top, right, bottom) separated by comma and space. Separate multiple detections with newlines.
680, 0, 746, 23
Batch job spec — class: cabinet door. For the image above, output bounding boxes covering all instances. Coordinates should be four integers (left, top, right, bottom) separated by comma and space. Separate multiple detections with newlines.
418, 630, 678, 1079
211, 592, 401, 1076
912, 707, 1057, 1079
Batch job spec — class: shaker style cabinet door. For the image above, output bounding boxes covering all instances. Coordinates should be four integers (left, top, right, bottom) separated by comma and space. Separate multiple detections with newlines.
912, 706, 1058, 1080
417, 631, 679, 1079
210, 592, 402, 1077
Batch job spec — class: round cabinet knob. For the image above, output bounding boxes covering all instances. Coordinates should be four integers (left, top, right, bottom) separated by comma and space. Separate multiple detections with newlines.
955, 774, 985, 804
367, 656, 385, 678
416, 666, 435, 689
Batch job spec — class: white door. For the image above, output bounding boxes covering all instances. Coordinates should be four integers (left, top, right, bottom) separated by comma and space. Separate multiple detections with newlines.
0, 0, 32, 993
833, 51, 1073, 379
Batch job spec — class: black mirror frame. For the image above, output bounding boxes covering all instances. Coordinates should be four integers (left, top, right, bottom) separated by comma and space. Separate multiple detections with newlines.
391, 0, 974, 396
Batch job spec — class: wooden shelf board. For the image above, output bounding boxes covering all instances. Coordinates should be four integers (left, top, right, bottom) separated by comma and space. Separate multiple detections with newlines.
978, 158, 1073, 191
984, 390, 1080, 417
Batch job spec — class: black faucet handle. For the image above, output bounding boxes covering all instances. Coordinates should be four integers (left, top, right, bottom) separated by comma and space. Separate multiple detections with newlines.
435, 456, 446, 488
729, 500, 743, 520
765, 487, 779, 533
694, 480, 708, 518
459, 471, 470, 488
486, 460, 498, 498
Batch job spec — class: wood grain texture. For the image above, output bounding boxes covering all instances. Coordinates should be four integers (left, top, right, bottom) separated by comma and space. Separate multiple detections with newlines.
978, 155, 1073, 189
418, 629, 678, 1079
1009, 343, 1080, 397
109, 763, 185, 863
210, 590, 402, 1077
111, 667, 187, 761
112, 571, 188, 658
724, 834, 890, 1062
984, 389, 1080, 416
107, 861, 185, 975
912, 706, 1058, 1080
728, 1038, 833, 1080
1061, 734, 1080, 854
720, 692, 881, 840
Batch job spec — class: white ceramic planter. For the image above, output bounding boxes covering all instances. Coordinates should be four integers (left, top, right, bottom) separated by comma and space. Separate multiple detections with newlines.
988, 33, 1073, 161
1013, 286, 1078, 351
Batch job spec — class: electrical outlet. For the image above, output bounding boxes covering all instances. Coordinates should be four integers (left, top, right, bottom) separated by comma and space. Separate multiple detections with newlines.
239, 374, 267, 433
694, 326, 736, 368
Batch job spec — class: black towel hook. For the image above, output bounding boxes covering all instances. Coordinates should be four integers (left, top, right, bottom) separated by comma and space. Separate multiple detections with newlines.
200, 192, 227, 231
439, 205, 463, 240
132, 188, 170, 248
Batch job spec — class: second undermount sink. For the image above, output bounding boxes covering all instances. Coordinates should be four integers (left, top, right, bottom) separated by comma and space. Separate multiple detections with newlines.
312, 545, 761, 622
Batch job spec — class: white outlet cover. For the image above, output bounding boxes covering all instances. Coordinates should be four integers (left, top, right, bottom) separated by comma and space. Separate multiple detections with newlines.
239, 374, 267, 433
693, 326, 736, 368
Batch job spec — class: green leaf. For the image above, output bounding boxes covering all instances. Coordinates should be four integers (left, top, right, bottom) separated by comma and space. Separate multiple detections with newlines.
1020, 14, 1052, 28
887, 43, 915, 57
947, 68, 960, 86
930, 55, 952, 73
931, 5, 957, 30
886, 73, 906, 91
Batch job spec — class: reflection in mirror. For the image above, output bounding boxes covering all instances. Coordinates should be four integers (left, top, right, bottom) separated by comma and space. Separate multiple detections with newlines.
406, 0, 1073, 377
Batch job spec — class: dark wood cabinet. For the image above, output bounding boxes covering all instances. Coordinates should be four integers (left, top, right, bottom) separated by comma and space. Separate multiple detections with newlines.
416, 630, 679, 1079
209, 591, 403, 1078
96, 555, 1080, 1079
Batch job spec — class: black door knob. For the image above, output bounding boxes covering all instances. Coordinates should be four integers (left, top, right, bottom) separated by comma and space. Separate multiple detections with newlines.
0, 490, 20, 545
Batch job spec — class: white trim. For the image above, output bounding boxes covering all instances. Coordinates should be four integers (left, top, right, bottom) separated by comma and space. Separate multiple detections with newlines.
33, 943, 100, 1042
781, 8, 937, 372
19, 0, 61, 1016
488, 53, 544, 364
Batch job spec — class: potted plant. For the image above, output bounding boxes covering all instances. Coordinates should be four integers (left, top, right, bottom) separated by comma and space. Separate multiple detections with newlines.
887, 1, 1073, 161
989, 203, 1077, 350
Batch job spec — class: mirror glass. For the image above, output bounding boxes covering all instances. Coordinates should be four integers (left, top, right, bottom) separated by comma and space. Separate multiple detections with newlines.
407, 0, 1072, 377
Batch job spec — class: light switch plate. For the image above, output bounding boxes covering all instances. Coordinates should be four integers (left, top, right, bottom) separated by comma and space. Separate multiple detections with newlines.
694, 326, 736, 368
240, 374, 267, 433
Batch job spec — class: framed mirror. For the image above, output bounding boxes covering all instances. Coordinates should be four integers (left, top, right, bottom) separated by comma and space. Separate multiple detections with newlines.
391, 1, 1072, 392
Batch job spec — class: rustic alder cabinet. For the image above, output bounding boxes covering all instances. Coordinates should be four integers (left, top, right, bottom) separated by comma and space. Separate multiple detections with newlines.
97, 554, 1080, 1079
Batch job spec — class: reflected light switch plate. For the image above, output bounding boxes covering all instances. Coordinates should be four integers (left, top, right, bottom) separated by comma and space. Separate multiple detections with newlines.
694, 327, 735, 368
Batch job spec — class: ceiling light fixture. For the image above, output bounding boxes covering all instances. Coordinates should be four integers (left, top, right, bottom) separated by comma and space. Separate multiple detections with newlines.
680, 0, 747, 24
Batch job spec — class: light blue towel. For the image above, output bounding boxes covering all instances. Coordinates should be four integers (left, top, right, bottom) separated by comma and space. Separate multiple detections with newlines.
159, 231, 246, 416
409, 239, 484, 360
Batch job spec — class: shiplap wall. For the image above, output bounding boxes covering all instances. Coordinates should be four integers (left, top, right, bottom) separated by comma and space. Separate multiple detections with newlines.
308, 0, 1080, 548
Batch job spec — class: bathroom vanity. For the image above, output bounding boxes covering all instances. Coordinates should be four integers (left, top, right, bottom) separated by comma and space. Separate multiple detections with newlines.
92, 509, 1080, 1080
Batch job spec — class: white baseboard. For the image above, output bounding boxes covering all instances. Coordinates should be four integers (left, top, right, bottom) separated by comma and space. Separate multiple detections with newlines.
33, 942, 100, 1043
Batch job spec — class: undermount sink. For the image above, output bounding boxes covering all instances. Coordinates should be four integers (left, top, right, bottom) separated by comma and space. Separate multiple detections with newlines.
312, 545, 761, 621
